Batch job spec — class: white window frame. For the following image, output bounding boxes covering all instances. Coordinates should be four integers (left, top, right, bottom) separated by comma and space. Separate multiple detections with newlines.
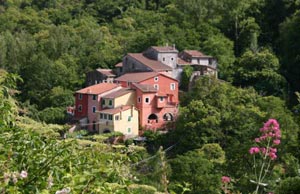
154, 76, 159, 82
145, 97, 150, 104
159, 97, 164, 102
170, 83, 176, 90
154, 84, 159, 90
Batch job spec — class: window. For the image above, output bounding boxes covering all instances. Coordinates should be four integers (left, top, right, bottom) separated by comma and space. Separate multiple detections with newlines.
92, 95, 97, 100
78, 94, 82, 100
100, 113, 103, 119
154, 76, 159, 82
154, 84, 159, 90
162, 57, 165, 61
128, 116, 131, 122
92, 106, 96, 113
170, 83, 176, 90
127, 82, 131, 87
102, 99, 105, 105
159, 97, 164, 102
115, 115, 120, 120
109, 100, 113, 106
104, 114, 107, 119
78, 105, 82, 112
108, 115, 113, 120
127, 127, 131, 134
145, 97, 150, 104
171, 57, 174, 61
138, 97, 141, 103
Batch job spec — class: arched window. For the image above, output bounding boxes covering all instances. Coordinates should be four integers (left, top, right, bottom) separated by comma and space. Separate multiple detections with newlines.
148, 114, 158, 123
163, 113, 173, 121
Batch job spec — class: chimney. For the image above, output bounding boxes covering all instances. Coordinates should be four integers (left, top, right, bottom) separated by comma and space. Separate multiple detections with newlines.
172, 44, 176, 50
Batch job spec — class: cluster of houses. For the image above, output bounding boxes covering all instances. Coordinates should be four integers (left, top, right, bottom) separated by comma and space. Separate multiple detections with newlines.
72, 45, 217, 136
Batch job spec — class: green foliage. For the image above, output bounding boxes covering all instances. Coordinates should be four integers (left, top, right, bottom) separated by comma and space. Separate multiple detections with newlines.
233, 48, 287, 96
38, 107, 67, 124
275, 177, 300, 194
0, 69, 21, 127
169, 145, 223, 194
180, 66, 193, 91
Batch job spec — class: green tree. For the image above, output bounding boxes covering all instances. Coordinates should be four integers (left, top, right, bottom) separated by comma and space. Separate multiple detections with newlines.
169, 144, 224, 194
233, 48, 286, 96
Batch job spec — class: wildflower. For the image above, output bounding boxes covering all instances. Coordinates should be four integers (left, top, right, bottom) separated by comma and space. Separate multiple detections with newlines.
3, 172, 10, 184
12, 172, 18, 184
47, 174, 54, 189
221, 176, 231, 183
255, 138, 260, 143
20, 170, 28, 179
55, 187, 71, 194
269, 152, 277, 160
249, 147, 260, 154
273, 139, 280, 145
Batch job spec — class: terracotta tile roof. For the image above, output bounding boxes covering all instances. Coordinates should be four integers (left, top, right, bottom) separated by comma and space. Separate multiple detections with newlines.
177, 58, 191, 65
115, 62, 123, 67
96, 69, 116, 77
99, 105, 131, 115
151, 46, 178, 53
156, 92, 167, 97
183, 50, 211, 58
127, 53, 172, 71
102, 88, 133, 99
76, 83, 119, 94
115, 72, 159, 82
132, 83, 157, 93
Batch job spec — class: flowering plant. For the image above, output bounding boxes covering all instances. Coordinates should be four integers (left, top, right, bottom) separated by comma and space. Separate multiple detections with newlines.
249, 119, 281, 194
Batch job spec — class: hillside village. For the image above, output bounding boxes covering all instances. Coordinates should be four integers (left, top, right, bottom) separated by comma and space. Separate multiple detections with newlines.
73, 45, 217, 136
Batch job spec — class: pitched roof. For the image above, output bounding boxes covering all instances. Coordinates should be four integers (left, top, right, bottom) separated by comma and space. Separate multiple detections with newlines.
177, 58, 191, 65
96, 69, 116, 77
115, 62, 123, 67
183, 50, 212, 58
99, 105, 132, 115
151, 46, 178, 53
132, 83, 157, 93
102, 88, 133, 99
127, 53, 172, 71
115, 72, 159, 82
76, 83, 119, 95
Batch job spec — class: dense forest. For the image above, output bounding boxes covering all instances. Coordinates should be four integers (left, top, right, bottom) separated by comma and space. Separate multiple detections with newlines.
1, 0, 300, 193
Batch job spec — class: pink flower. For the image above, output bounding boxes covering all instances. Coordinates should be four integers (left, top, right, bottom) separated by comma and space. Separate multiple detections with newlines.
273, 139, 280, 145
221, 176, 231, 183
269, 152, 277, 160
255, 138, 260, 143
260, 147, 266, 154
249, 147, 260, 154
20, 170, 28, 179
269, 148, 277, 153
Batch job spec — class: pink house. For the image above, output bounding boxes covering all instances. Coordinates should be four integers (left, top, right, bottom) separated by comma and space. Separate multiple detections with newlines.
74, 83, 121, 131
115, 72, 179, 131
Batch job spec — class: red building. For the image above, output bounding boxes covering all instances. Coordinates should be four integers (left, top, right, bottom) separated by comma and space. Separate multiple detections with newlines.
74, 83, 121, 131
115, 72, 179, 130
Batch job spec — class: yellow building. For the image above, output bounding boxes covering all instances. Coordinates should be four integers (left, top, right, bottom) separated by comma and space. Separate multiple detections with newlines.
98, 105, 139, 136
101, 88, 136, 109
